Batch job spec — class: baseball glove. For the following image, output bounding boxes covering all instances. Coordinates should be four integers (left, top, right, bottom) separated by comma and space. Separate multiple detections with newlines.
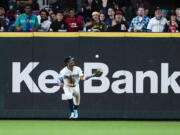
92, 69, 103, 77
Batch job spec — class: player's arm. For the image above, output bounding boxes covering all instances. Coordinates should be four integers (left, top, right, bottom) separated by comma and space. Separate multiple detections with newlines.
80, 75, 92, 81
80, 69, 103, 81
57, 76, 64, 87
78, 67, 92, 81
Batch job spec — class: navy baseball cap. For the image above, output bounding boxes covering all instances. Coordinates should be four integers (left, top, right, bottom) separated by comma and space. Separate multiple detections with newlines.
64, 56, 75, 64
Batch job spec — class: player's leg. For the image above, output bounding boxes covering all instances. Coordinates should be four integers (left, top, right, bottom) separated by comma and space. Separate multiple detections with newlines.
63, 87, 75, 119
72, 88, 80, 118
68, 98, 74, 118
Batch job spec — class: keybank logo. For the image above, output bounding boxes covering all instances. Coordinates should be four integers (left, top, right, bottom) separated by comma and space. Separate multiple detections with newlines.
12, 62, 180, 94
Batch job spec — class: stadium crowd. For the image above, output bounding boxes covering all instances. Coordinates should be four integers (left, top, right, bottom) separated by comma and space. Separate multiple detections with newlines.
0, 0, 180, 32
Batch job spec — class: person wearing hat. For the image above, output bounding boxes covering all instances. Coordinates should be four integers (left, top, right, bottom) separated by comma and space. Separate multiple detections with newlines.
57, 56, 94, 119
57, 56, 99, 119
165, 13, 179, 32
57, 56, 82, 119
147, 7, 167, 32
162, 9, 168, 19
108, 10, 128, 32
91, 11, 107, 32
129, 6, 150, 32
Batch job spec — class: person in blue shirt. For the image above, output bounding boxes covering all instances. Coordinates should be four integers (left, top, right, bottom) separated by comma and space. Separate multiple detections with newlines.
105, 7, 115, 28
128, 7, 150, 32
14, 5, 39, 32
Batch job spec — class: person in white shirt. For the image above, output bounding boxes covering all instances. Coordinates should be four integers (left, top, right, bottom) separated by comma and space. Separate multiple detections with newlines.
57, 56, 92, 119
147, 7, 167, 32
38, 9, 51, 32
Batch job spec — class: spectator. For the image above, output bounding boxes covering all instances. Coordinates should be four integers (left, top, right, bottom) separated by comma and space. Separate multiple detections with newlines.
0, 7, 10, 30
38, 9, 51, 32
49, 0, 61, 13
91, 11, 107, 32
144, 8, 149, 17
66, 8, 82, 32
102, 0, 108, 9
165, 13, 179, 32
63, 8, 70, 20
91, 0, 102, 11
8, 10, 21, 32
100, 13, 106, 23
176, 8, 180, 32
77, 0, 82, 13
83, 17, 93, 32
118, 0, 132, 21
14, 5, 39, 32
82, 0, 97, 20
105, 7, 115, 27
61, 0, 77, 10
162, 9, 168, 19
131, 0, 150, 17
49, 11, 68, 32
48, 8, 54, 16
147, 7, 167, 32
50, 13, 56, 22
176, 8, 180, 21
0, 7, 8, 32
31, 0, 40, 11
108, 10, 128, 32
107, 0, 127, 9
113, 2, 120, 11
129, 7, 150, 32
37, 0, 49, 10
0, 0, 9, 12
13, 0, 33, 13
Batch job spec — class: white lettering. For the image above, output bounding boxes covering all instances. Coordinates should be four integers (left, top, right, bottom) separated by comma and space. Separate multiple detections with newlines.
84, 62, 110, 93
111, 71, 133, 94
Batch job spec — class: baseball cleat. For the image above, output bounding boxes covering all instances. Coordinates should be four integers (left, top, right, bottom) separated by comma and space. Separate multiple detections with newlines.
69, 112, 75, 119
73, 110, 78, 119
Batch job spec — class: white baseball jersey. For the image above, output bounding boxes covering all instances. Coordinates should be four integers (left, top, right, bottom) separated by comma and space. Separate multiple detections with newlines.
59, 66, 83, 100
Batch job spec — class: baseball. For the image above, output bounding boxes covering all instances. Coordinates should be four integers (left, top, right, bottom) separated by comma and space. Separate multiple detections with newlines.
95, 54, 99, 58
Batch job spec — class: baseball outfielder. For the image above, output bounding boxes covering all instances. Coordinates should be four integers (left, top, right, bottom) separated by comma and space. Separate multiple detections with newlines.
57, 56, 102, 119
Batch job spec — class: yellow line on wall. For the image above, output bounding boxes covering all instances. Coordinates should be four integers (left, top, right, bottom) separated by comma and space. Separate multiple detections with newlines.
34, 32, 80, 37
0, 32, 180, 37
0, 32, 33, 37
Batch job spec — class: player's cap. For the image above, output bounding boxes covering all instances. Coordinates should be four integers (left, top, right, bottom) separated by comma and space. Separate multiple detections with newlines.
64, 56, 75, 64
92, 11, 100, 16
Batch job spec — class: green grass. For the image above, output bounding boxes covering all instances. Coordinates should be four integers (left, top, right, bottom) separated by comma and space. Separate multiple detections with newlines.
0, 120, 180, 135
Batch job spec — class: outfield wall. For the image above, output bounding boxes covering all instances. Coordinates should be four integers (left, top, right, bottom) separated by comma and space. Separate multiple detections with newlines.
0, 32, 180, 119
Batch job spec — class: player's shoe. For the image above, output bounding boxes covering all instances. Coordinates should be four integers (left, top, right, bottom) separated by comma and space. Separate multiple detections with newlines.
73, 109, 78, 119
69, 112, 75, 119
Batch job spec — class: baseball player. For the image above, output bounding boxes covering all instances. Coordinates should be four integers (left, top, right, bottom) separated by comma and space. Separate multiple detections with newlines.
57, 56, 102, 119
